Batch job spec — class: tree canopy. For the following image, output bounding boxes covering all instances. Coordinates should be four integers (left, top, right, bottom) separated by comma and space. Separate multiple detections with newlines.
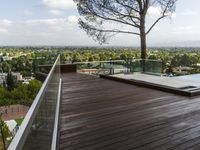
74, 0, 177, 59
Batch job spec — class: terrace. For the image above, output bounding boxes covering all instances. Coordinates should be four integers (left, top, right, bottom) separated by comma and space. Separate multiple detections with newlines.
7, 55, 200, 150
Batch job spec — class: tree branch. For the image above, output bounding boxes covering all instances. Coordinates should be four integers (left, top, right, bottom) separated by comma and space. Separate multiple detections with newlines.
99, 4, 140, 28
146, 0, 172, 35
127, 10, 140, 27
115, 0, 140, 13
86, 5, 140, 28
145, 15, 166, 35
89, 27, 140, 36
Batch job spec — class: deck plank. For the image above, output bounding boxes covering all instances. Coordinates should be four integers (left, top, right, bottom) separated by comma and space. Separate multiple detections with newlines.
59, 73, 200, 150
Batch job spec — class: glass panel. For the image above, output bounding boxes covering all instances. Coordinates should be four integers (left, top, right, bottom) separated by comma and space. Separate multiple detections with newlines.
144, 59, 163, 75
76, 61, 111, 75
76, 60, 128, 75
22, 56, 60, 150
131, 59, 163, 75
131, 59, 143, 72
7, 55, 60, 150
76, 59, 162, 76
111, 61, 129, 74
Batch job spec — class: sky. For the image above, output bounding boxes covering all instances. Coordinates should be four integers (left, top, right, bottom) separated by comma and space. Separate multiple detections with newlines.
0, 0, 200, 47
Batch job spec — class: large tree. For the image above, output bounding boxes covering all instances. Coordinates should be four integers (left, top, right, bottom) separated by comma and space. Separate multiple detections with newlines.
74, 0, 177, 59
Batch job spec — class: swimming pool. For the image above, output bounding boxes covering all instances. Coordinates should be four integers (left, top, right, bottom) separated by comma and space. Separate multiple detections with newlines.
176, 74, 200, 82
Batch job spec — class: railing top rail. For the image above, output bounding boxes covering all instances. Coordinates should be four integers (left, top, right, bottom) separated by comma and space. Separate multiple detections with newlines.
74, 59, 162, 65
8, 54, 60, 150
51, 79, 62, 150
133, 59, 162, 62
73, 60, 126, 64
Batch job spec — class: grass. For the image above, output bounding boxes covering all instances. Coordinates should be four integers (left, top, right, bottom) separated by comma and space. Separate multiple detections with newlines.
15, 118, 24, 126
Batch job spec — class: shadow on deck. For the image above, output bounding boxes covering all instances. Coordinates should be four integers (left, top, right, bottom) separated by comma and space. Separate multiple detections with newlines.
59, 72, 200, 150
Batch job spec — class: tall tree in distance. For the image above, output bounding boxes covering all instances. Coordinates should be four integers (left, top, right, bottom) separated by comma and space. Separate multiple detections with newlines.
74, 0, 177, 59
6, 72, 15, 91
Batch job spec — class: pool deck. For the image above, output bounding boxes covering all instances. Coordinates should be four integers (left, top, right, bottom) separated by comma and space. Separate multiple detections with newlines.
111, 73, 200, 89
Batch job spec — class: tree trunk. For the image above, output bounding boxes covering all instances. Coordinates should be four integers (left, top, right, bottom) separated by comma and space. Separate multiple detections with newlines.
140, 15, 147, 72
140, 31, 146, 60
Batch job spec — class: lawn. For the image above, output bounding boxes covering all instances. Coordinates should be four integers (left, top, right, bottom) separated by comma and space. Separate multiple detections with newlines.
15, 118, 24, 126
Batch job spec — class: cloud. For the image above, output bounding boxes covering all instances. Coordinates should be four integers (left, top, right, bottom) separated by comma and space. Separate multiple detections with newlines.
19, 10, 33, 16
67, 16, 79, 24
1, 17, 101, 46
181, 10, 198, 16
179, 26, 192, 31
0, 19, 13, 33
25, 18, 67, 26
25, 16, 79, 29
0, 17, 87, 45
0, 19, 13, 27
148, 6, 162, 16
16, 16, 79, 35
170, 26, 195, 36
42, 0, 76, 10
0, 28, 8, 33
171, 13, 176, 18
49, 9, 63, 16
148, 6, 176, 18
152, 26, 160, 31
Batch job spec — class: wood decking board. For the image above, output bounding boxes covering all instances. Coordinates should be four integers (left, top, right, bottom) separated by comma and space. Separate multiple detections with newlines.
59, 73, 200, 150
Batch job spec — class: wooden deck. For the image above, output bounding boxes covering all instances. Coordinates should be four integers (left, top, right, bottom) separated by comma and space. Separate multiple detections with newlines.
59, 73, 200, 150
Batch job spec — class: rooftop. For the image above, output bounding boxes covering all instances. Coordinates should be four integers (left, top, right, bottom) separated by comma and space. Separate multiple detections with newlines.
8, 56, 200, 150
59, 72, 200, 150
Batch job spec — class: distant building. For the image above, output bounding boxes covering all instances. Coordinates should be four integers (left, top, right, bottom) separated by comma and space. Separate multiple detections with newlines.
2, 56, 12, 61
0, 72, 23, 86
12, 72, 23, 81
0, 73, 7, 85
22, 76, 34, 84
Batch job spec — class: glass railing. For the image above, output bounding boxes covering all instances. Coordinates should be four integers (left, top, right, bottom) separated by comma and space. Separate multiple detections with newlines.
131, 59, 163, 75
75, 60, 129, 75
33, 53, 59, 74
8, 55, 61, 150
75, 59, 163, 76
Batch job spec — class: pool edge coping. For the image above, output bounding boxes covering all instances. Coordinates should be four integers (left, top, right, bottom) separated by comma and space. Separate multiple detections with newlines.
100, 75, 200, 97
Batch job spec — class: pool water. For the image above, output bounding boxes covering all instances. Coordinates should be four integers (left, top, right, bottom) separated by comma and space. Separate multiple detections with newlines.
176, 74, 200, 82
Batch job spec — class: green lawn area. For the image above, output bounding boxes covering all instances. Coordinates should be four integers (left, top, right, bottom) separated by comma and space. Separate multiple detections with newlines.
15, 118, 24, 126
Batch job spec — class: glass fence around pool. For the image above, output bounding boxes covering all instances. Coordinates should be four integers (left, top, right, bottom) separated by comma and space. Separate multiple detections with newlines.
74, 59, 163, 76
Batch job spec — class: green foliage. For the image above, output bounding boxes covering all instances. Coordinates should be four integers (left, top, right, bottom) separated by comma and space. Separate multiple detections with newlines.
6, 72, 15, 91
1, 47, 200, 107
0, 88, 14, 106
11, 80, 42, 106
0, 114, 12, 149
0, 120, 12, 140
0, 80, 42, 107
2, 47, 200, 75
15, 118, 23, 125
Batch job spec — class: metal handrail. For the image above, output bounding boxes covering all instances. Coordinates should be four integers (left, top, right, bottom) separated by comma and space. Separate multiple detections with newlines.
8, 55, 60, 150
51, 78, 62, 150
73, 60, 126, 64
74, 59, 162, 64
133, 59, 162, 62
